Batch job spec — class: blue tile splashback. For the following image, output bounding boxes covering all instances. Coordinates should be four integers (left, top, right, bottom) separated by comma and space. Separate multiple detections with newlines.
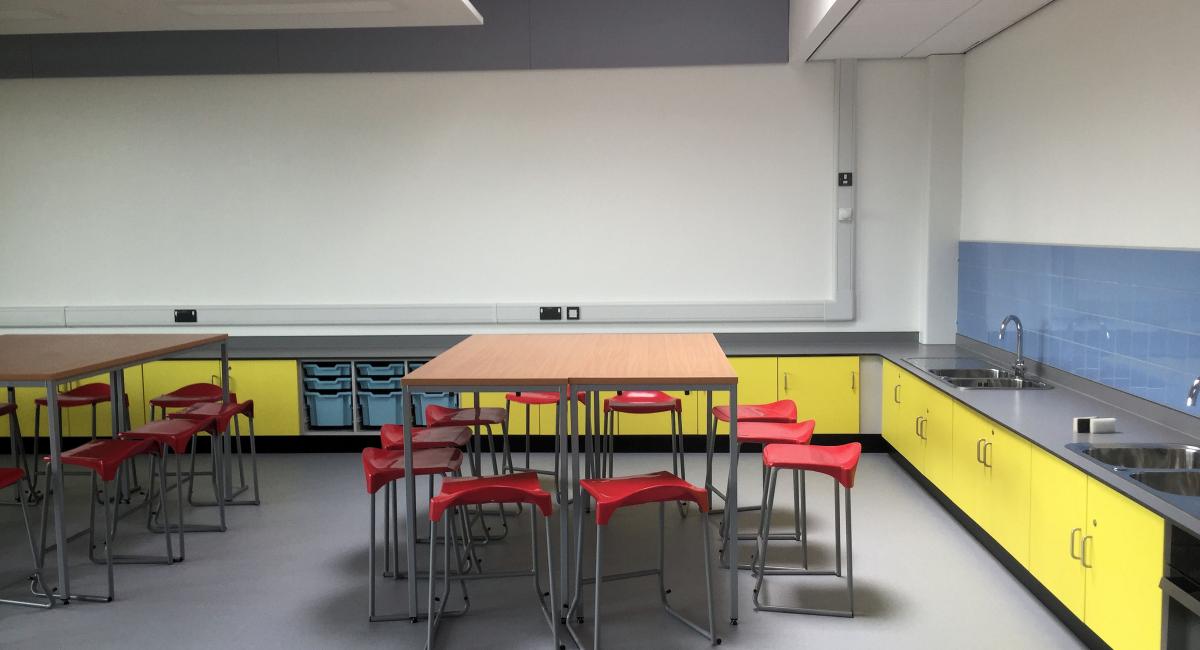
958, 241, 1200, 414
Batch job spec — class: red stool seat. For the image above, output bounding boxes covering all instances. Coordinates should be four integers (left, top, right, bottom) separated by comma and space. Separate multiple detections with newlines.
429, 471, 553, 521
426, 405, 506, 427
505, 391, 560, 406
35, 383, 122, 408
0, 466, 25, 490
380, 424, 472, 451
737, 420, 815, 446
119, 418, 214, 455
581, 471, 709, 525
712, 399, 797, 424
604, 390, 681, 415
149, 383, 225, 410
0, 402, 15, 417
362, 447, 463, 494
762, 443, 862, 488
45, 439, 155, 482
169, 399, 253, 432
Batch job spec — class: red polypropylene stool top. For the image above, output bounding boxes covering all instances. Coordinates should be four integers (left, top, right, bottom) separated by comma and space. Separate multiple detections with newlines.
361, 447, 463, 495
169, 399, 252, 433
149, 383, 224, 410
0, 467, 24, 491
44, 439, 155, 482
426, 405, 506, 427
762, 443, 862, 489
35, 383, 120, 408
581, 471, 709, 525
380, 425, 471, 451
604, 390, 681, 415
0, 402, 14, 417
712, 399, 797, 424
505, 391, 560, 406
736, 420, 815, 446
119, 417, 215, 455
429, 472, 553, 522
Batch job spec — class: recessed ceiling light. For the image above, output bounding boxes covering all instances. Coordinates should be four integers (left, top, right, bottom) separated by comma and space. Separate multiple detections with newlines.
0, 9, 60, 22
175, 1, 395, 17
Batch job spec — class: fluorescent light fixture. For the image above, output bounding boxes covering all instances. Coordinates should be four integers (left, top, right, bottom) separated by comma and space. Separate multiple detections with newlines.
175, 1, 395, 17
0, 9, 60, 21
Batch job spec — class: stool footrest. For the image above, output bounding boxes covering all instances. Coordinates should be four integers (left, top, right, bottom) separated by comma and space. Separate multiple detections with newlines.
576, 567, 659, 586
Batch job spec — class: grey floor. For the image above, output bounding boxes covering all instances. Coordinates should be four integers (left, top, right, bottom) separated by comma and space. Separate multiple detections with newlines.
0, 451, 1084, 649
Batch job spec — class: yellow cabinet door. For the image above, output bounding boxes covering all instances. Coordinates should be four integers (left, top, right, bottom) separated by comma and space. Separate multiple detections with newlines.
950, 402, 988, 521
713, 357, 778, 435
915, 380, 954, 493
778, 356, 859, 434
1084, 478, 1164, 650
984, 425, 1032, 566
880, 361, 907, 453
143, 360, 299, 436
460, 391, 556, 438
596, 390, 699, 436
1028, 446, 1087, 619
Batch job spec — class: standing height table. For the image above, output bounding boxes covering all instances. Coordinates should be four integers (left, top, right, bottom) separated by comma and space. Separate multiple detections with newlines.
0, 333, 230, 602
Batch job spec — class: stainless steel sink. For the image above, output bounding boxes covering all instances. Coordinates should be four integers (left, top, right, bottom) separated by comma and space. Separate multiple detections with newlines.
1069, 443, 1200, 470
942, 375, 1052, 390
928, 368, 1017, 380
1129, 471, 1200, 497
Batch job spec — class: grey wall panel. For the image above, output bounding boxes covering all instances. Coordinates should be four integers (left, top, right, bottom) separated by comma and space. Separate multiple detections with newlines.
529, 0, 789, 69
276, 0, 530, 73
0, 36, 33, 78
30, 31, 279, 77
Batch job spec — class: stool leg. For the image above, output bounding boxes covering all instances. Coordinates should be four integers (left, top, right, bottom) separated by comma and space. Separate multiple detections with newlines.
846, 486, 854, 616
426, 515, 440, 648
593, 523, 604, 650
90, 404, 97, 441
247, 414, 261, 504
102, 480, 115, 601
175, 450, 187, 559
799, 470, 808, 567
834, 483, 842, 578
752, 468, 780, 605
675, 411, 688, 517
701, 511, 717, 645
31, 403, 41, 491
383, 483, 392, 576
368, 492, 377, 620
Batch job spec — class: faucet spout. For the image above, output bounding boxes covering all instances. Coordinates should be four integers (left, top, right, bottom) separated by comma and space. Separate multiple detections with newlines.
1188, 376, 1200, 408
999, 315, 1025, 378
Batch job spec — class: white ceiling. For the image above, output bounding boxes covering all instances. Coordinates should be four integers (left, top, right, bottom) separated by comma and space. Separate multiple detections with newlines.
812, 0, 1053, 60
0, 0, 482, 35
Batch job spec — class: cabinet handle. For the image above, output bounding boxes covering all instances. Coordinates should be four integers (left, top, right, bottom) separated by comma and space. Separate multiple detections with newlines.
783, 372, 789, 392
976, 438, 985, 463
983, 441, 994, 468
1081, 534, 1094, 568
850, 371, 856, 391
914, 416, 923, 439
893, 384, 901, 403
1069, 528, 1082, 560
918, 417, 928, 440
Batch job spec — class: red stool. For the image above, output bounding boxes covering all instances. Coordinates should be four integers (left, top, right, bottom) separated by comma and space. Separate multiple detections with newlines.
31, 384, 132, 491
148, 382, 223, 420
425, 472, 558, 649
169, 397, 259, 508
118, 417, 217, 552
752, 443, 861, 617
569, 471, 718, 648
36, 438, 172, 603
363, 446, 465, 622
426, 403, 513, 540
504, 391, 562, 478
0, 467, 51, 609
601, 391, 687, 485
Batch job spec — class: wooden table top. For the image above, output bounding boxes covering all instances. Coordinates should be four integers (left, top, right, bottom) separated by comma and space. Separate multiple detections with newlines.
403, 333, 737, 387
0, 333, 228, 382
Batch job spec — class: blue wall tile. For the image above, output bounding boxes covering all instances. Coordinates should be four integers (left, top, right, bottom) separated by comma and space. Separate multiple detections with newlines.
958, 241, 1200, 415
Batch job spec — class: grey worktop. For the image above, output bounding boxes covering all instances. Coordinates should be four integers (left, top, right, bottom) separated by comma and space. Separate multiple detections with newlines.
210, 331, 1200, 535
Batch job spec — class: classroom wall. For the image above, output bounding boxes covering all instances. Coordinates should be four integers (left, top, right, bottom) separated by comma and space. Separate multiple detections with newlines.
961, 0, 1200, 249
0, 59, 931, 334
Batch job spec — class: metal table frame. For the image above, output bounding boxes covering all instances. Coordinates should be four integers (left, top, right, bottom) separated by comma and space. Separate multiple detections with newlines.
1, 340, 230, 603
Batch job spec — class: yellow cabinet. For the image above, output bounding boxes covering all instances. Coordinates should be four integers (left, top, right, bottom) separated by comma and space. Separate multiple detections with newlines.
1084, 478, 1164, 650
713, 357, 778, 436
951, 403, 1031, 566
1029, 446, 1088, 618
882, 361, 920, 467
778, 356, 859, 434
911, 379, 954, 492
142, 360, 299, 436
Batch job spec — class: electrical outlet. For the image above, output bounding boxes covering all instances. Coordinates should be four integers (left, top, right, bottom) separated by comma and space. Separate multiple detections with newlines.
539, 306, 563, 321
566, 306, 581, 321
174, 309, 198, 323
838, 172, 853, 187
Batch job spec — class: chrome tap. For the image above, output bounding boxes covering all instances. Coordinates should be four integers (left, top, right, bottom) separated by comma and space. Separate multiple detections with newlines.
999, 315, 1025, 378
1188, 376, 1200, 407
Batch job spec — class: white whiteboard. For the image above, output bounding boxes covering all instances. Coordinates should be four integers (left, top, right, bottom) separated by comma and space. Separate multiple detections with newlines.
0, 64, 838, 309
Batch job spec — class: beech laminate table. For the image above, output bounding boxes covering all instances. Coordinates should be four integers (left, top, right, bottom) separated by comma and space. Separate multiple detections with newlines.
401, 333, 742, 627
0, 333, 230, 603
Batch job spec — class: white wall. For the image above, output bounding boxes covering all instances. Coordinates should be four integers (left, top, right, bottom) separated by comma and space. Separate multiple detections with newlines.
0, 60, 930, 334
961, 0, 1200, 248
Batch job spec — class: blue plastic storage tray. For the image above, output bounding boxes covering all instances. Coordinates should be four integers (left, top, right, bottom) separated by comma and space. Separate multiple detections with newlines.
303, 362, 351, 378
356, 362, 406, 378
359, 391, 405, 427
358, 377, 402, 392
304, 377, 352, 392
305, 392, 353, 428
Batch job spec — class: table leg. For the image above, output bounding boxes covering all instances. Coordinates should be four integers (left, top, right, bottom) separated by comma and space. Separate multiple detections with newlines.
402, 388, 417, 622
46, 382, 69, 600
558, 387, 571, 624
219, 343, 233, 501
727, 385, 739, 625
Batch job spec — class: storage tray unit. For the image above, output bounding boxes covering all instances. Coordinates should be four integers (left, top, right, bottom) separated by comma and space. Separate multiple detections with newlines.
300, 358, 449, 432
